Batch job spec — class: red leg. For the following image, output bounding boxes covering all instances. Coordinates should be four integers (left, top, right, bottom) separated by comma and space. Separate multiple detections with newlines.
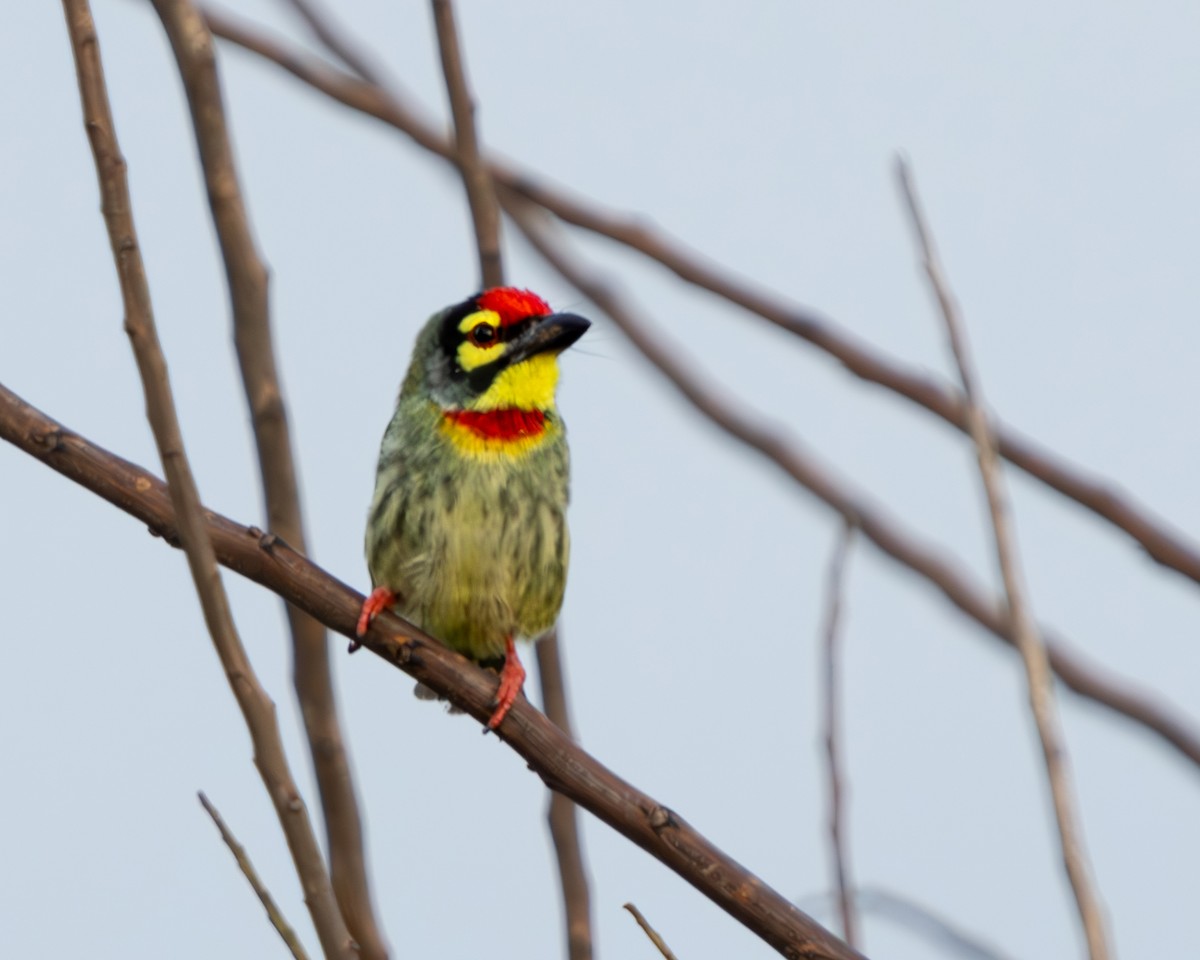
487, 636, 525, 730
353, 587, 397, 651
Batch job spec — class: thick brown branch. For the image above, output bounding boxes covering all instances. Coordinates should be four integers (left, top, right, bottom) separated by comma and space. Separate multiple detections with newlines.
147, 2, 386, 956
429, 0, 502, 287
59, 5, 354, 958
200, 9, 1200, 591
0, 382, 864, 960
501, 196, 1200, 773
899, 161, 1112, 960
199, 792, 313, 960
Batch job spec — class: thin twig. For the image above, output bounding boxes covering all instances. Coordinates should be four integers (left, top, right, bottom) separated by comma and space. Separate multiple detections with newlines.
146, 2, 386, 956
198, 792, 312, 960
0, 383, 866, 960
819, 523, 858, 949
623, 903, 679, 960
59, 5, 354, 959
858, 887, 1017, 960
429, 0, 502, 287
279, 0, 385, 84
898, 159, 1112, 960
538, 633, 595, 960
500, 193, 1200, 772
199, 8, 1200, 592
798, 887, 1017, 960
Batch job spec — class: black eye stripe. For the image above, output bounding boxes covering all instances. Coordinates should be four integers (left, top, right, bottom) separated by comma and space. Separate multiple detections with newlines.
467, 316, 536, 346
501, 318, 536, 341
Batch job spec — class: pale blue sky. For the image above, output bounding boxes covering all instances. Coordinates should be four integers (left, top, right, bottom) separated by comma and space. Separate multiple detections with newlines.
3, 2, 1198, 958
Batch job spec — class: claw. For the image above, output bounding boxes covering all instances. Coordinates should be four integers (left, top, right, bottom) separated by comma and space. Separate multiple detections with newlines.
486, 637, 525, 730
352, 587, 397, 652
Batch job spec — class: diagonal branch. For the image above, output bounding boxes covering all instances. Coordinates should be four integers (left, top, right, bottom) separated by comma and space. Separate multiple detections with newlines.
199, 791, 313, 960
199, 7, 1200, 592
898, 160, 1112, 960
0, 381, 865, 960
59, 5, 353, 958
147, 2, 387, 956
500, 193, 1200, 773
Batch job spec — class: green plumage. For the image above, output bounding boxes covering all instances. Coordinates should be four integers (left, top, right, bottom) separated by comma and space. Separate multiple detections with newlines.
364, 302, 575, 665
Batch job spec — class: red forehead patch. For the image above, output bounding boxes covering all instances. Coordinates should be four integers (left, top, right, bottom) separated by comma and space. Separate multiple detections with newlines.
476, 287, 552, 327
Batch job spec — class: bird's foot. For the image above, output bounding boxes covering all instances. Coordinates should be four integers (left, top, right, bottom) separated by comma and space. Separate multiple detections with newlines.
352, 587, 397, 652
486, 637, 525, 730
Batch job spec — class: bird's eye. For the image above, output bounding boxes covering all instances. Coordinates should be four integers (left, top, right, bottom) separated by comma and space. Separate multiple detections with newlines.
468, 323, 497, 347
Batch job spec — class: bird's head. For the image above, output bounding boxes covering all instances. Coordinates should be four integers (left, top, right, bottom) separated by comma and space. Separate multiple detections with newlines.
404, 287, 590, 414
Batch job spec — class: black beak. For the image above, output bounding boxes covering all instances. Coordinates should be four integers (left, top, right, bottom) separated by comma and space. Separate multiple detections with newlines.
504, 312, 591, 366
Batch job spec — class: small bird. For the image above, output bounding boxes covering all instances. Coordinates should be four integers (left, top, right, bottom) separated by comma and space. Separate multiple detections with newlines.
357, 287, 590, 729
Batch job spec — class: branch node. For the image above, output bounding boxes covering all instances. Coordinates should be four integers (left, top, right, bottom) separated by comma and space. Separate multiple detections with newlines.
647, 805, 674, 831
30, 428, 62, 453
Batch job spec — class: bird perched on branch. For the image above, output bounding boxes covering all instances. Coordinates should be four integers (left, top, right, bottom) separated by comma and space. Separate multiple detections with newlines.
357, 287, 590, 729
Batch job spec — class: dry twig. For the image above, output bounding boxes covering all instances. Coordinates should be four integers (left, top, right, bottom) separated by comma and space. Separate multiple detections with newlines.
501, 195, 1200, 772
538, 633, 595, 960
898, 160, 1112, 960
280, 0, 385, 84
819, 523, 858, 949
198, 792, 312, 960
200, 7, 1200, 592
59, 4, 354, 958
623, 903, 679, 960
799, 887, 1017, 960
429, 0, 502, 288
0, 381, 865, 960
147, 2, 386, 955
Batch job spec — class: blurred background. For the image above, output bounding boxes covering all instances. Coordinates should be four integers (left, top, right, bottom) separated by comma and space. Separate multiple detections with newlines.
3, 2, 1198, 957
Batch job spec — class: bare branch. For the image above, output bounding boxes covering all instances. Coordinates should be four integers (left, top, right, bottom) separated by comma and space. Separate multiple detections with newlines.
279, 0, 385, 84
200, 8, 1200, 592
0, 382, 865, 960
501, 193, 1200, 772
819, 524, 858, 949
59, 5, 354, 958
146, 3, 387, 956
898, 160, 1112, 960
429, 0, 502, 287
199, 792, 313, 960
538, 633, 595, 960
623, 904, 679, 960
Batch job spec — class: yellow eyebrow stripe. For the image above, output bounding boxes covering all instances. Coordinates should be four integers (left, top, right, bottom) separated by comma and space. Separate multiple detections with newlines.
458, 308, 501, 333
456, 309, 503, 371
